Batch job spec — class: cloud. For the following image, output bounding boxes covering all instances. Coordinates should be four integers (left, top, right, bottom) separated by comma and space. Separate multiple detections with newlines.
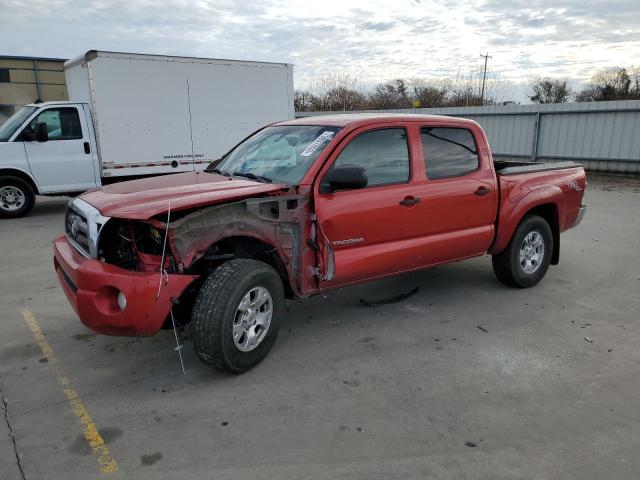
362, 21, 396, 31
1, 0, 638, 102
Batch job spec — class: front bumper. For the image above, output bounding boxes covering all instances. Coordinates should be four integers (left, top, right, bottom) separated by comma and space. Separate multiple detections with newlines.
53, 235, 198, 336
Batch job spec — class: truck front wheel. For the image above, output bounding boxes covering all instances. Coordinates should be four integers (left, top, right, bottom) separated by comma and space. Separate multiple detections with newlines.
0, 177, 35, 219
492, 215, 553, 288
191, 259, 284, 373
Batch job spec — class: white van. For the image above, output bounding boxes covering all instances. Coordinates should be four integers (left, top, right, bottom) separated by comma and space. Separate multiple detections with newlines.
0, 50, 294, 217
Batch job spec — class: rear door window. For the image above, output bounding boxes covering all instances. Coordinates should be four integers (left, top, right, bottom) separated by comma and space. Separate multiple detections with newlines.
333, 128, 410, 186
421, 127, 479, 180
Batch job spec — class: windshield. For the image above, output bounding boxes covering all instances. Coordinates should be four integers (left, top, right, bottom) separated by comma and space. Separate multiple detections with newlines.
0, 106, 38, 142
213, 125, 342, 184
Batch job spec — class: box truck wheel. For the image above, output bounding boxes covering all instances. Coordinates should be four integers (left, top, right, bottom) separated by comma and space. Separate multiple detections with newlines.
492, 215, 553, 288
0, 176, 35, 219
191, 259, 284, 373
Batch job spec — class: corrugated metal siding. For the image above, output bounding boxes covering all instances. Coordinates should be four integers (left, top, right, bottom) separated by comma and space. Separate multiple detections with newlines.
297, 100, 640, 174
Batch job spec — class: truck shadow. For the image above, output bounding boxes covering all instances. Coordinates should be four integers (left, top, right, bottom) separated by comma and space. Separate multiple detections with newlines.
72, 258, 506, 388
30, 197, 69, 216
278, 257, 504, 348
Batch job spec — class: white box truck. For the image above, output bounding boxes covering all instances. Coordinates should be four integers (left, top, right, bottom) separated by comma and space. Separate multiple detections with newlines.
0, 50, 294, 217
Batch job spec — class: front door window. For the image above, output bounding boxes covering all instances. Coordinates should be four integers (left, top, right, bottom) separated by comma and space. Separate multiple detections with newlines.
28, 108, 83, 141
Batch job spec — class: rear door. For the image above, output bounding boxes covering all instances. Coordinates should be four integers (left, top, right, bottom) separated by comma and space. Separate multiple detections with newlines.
22, 105, 97, 193
314, 124, 425, 287
410, 124, 497, 264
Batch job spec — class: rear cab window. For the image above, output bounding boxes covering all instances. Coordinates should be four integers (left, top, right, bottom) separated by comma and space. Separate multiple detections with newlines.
332, 128, 410, 187
421, 127, 479, 180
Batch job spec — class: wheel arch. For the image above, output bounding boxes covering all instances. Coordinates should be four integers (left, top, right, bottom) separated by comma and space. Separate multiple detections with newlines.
192, 235, 295, 299
492, 190, 563, 265
0, 168, 40, 194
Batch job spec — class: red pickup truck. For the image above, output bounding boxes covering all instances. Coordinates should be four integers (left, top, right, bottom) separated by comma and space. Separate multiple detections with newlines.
54, 114, 586, 373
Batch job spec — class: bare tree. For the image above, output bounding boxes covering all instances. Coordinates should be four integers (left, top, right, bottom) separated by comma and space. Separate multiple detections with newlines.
575, 67, 640, 102
475, 71, 516, 105
368, 79, 412, 109
323, 86, 367, 111
293, 67, 517, 112
446, 69, 515, 106
409, 79, 449, 108
530, 78, 572, 103
293, 90, 316, 112
306, 73, 367, 111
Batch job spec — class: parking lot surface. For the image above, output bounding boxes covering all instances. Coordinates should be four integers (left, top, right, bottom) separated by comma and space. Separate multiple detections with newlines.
1, 175, 639, 479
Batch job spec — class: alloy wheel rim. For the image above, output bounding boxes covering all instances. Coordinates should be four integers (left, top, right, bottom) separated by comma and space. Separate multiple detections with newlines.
0, 186, 26, 212
232, 286, 273, 352
519, 230, 545, 274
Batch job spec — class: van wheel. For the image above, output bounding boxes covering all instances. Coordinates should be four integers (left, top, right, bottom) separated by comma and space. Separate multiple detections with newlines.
0, 177, 35, 218
191, 259, 284, 373
492, 215, 553, 288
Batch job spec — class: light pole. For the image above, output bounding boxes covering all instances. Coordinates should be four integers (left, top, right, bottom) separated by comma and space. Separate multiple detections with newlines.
480, 52, 492, 105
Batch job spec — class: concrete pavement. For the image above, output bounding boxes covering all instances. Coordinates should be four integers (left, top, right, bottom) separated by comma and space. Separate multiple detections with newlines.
1, 177, 639, 479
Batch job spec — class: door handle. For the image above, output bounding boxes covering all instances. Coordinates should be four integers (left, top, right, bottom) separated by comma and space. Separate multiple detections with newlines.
83, 142, 91, 154
399, 196, 421, 206
474, 186, 491, 197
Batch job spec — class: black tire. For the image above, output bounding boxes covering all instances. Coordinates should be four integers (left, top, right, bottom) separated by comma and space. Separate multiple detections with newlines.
492, 215, 553, 288
191, 259, 284, 373
0, 176, 35, 219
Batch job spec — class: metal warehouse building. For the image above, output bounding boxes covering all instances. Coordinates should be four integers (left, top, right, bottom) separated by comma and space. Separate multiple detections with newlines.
0, 55, 68, 122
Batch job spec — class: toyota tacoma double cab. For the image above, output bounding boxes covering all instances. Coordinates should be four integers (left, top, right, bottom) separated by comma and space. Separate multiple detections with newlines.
53, 114, 587, 373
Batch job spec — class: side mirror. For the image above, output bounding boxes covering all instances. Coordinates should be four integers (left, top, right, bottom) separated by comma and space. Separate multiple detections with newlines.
321, 164, 368, 193
34, 122, 48, 142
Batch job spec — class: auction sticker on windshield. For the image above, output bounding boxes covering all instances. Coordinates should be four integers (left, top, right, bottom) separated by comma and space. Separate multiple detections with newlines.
301, 131, 335, 157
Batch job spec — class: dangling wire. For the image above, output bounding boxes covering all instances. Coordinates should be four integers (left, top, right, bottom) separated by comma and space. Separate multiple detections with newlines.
154, 203, 185, 375
170, 309, 186, 375
156, 202, 171, 300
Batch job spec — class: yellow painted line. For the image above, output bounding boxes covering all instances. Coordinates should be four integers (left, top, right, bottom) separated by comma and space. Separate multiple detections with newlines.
22, 310, 118, 474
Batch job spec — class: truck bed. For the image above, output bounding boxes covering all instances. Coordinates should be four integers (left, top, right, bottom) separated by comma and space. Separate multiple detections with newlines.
494, 160, 581, 176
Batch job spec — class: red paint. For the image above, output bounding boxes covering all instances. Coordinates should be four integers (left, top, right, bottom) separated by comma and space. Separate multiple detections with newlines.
312, 120, 500, 287
82, 171, 288, 219
489, 168, 586, 254
54, 235, 197, 336
54, 114, 586, 337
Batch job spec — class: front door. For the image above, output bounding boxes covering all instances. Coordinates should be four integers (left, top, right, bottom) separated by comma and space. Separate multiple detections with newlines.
22, 105, 97, 193
314, 125, 424, 287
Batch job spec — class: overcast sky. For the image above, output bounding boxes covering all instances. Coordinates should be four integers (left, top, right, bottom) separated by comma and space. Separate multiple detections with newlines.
2, 0, 639, 100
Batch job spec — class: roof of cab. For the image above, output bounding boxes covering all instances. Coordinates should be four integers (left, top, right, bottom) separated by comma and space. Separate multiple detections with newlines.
275, 113, 479, 128
25, 101, 79, 107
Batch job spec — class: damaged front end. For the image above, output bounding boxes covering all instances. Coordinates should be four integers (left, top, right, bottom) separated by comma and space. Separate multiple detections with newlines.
165, 188, 324, 297
169, 195, 306, 281
54, 199, 197, 336
74, 187, 329, 333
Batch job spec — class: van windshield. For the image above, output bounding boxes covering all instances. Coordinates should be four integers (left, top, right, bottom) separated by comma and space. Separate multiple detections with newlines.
211, 125, 341, 185
0, 106, 38, 142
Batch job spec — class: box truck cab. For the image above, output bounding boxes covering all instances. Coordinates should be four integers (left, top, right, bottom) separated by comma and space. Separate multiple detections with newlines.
0, 102, 99, 207
0, 50, 294, 218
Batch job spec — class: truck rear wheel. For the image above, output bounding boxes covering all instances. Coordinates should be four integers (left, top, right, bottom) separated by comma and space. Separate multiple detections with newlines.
492, 215, 553, 288
191, 259, 284, 373
0, 177, 35, 219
